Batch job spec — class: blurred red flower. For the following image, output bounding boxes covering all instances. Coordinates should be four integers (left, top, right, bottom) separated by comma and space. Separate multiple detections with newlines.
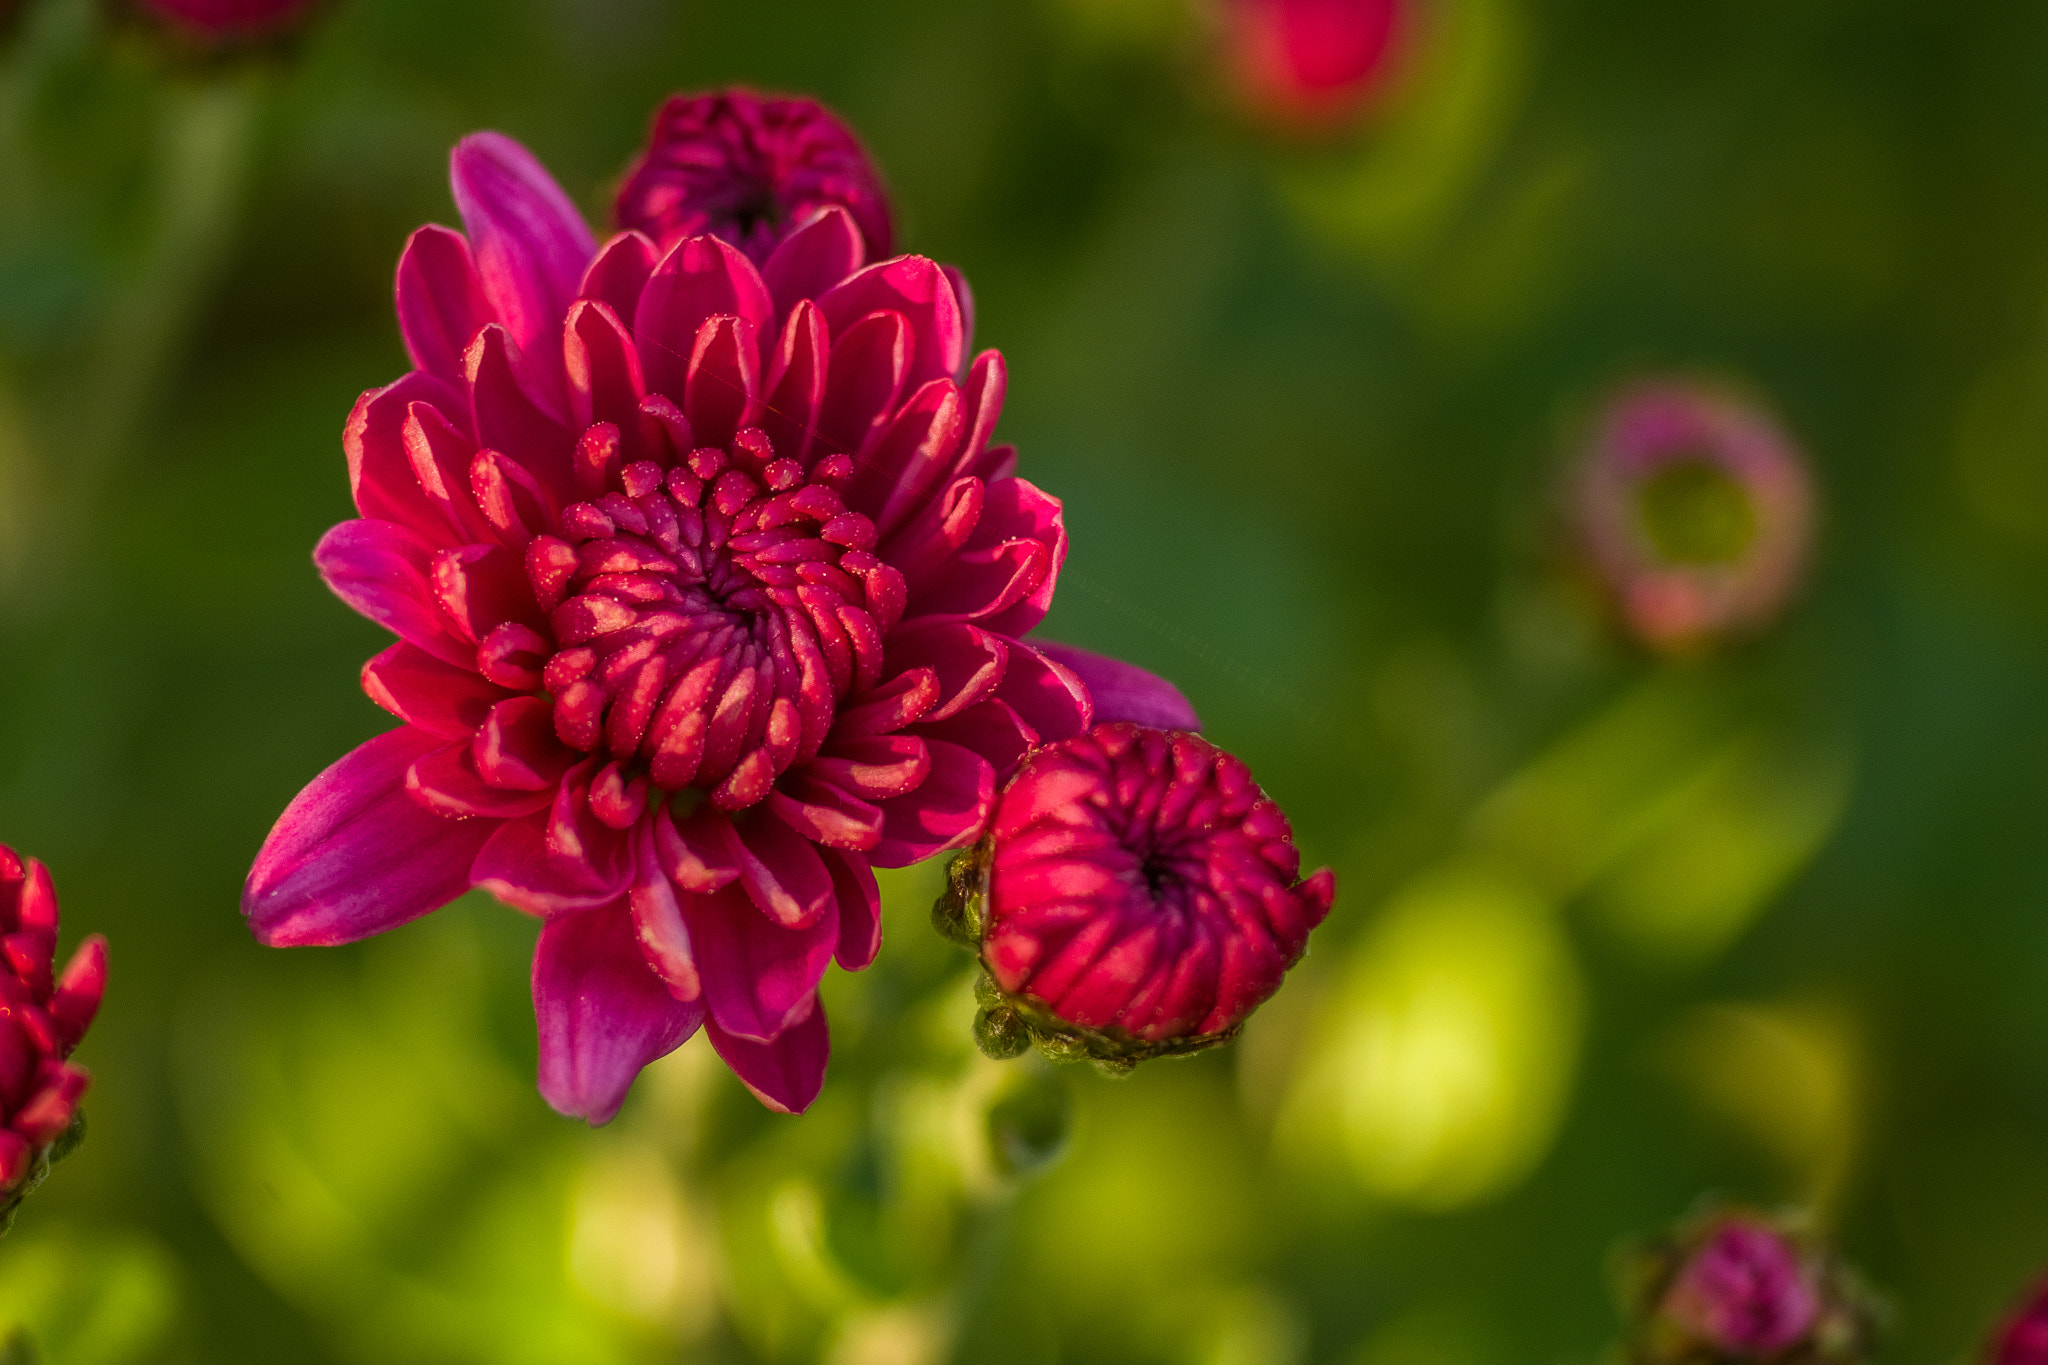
0, 848, 105, 1202
1225, 0, 1408, 131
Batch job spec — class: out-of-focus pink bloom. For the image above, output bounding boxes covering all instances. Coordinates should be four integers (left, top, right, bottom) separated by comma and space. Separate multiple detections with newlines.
1991, 1277, 2048, 1365
1661, 1218, 1820, 1359
138, 0, 319, 43
617, 91, 893, 266
0, 848, 105, 1200
1224, 0, 1408, 131
966, 722, 1334, 1066
244, 127, 1086, 1123
1576, 380, 1814, 653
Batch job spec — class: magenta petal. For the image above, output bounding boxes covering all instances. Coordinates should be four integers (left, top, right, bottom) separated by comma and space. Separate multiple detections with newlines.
534, 903, 704, 1125
681, 882, 837, 1043
822, 846, 881, 971
345, 372, 471, 540
244, 727, 497, 947
396, 224, 494, 386
1032, 641, 1200, 732
762, 206, 865, 320
732, 813, 835, 929
883, 619, 1006, 722
991, 640, 1093, 745
450, 132, 596, 373
633, 235, 775, 401
816, 256, 964, 391
361, 641, 511, 739
577, 229, 659, 325
869, 738, 995, 868
314, 520, 474, 668
917, 697, 1039, 783
471, 781, 632, 915
706, 994, 829, 1114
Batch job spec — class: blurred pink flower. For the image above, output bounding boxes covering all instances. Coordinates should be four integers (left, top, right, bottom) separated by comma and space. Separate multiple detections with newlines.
977, 722, 1333, 1062
617, 90, 893, 266
1576, 380, 1814, 652
1225, 0, 1407, 131
0, 848, 105, 1199
139, 0, 318, 42
1660, 1217, 1820, 1359
1991, 1277, 2048, 1365
245, 129, 1089, 1121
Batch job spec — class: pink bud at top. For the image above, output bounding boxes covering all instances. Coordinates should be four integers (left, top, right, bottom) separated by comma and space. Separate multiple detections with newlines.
1575, 379, 1814, 653
1224, 0, 1408, 131
1660, 1217, 1821, 1359
138, 0, 320, 43
981, 724, 1334, 1057
616, 89, 894, 265
1992, 1277, 2048, 1365
0, 847, 104, 1197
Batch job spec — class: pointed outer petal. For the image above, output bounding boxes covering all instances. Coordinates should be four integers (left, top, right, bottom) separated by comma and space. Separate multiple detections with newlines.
956, 350, 1006, 476
51, 935, 107, 1055
345, 371, 472, 539
403, 400, 498, 545
965, 442, 1018, 485
868, 739, 995, 868
633, 235, 774, 402
315, 520, 474, 667
244, 727, 498, 947
942, 265, 976, 368
470, 763, 634, 913
14, 1063, 89, 1145
362, 641, 511, 739
915, 697, 1038, 783
830, 667, 941, 739
820, 846, 881, 972
629, 819, 702, 1000
396, 224, 494, 385
815, 256, 964, 391
466, 325, 574, 496
564, 300, 654, 447
706, 995, 828, 1115
993, 643, 1093, 746
450, 132, 596, 397
882, 619, 1006, 722
730, 814, 836, 929
762, 206, 865, 320
681, 882, 837, 1043
1031, 641, 1201, 732
651, 803, 743, 895
882, 475, 984, 591
765, 773, 884, 851
815, 310, 908, 463
432, 542, 542, 642
577, 230, 659, 326
976, 478, 1067, 637
682, 314, 762, 452
760, 300, 828, 469
848, 378, 967, 538
407, 740, 555, 819
534, 903, 704, 1125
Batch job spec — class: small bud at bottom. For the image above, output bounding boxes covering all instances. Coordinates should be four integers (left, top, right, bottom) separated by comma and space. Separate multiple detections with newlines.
974, 1006, 1031, 1060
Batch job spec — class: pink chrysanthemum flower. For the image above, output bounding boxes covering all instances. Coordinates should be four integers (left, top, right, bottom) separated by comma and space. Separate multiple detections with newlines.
1575, 379, 1814, 653
137, 0, 319, 42
1620, 1209, 1880, 1365
616, 91, 893, 267
938, 714, 1335, 1070
0, 848, 105, 1211
243, 129, 1102, 1121
1660, 1219, 1820, 1359
1224, 0, 1408, 131
1991, 1277, 2048, 1365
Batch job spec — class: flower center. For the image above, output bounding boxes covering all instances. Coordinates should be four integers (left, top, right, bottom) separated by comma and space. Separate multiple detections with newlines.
530, 429, 893, 812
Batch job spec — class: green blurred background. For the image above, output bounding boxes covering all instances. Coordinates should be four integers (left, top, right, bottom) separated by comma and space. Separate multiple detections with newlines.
3, 0, 2048, 1360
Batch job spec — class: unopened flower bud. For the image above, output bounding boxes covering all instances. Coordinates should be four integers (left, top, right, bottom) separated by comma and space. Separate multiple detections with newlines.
615, 89, 893, 265
1618, 1209, 1880, 1365
1574, 379, 1814, 653
1989, 1275, 2048, 1365
0, 847, 106, 1236
938, 723, 1334, 1070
